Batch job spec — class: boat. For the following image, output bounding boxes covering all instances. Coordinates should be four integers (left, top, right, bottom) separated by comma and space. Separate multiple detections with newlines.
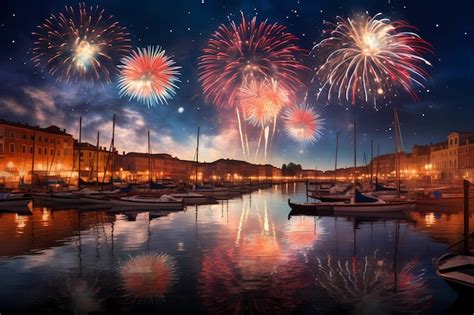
195, 187, 229, 198
287, 199, 338, 212
308, 193, 351, 202
108, 194, 184, 209
0, 193, 33, 208
333, 192, 415, 212
436, 253, 474, 293
169, 192, 212, 205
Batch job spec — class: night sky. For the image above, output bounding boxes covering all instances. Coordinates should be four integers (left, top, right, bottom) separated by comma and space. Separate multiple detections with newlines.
1, 0, 473, 170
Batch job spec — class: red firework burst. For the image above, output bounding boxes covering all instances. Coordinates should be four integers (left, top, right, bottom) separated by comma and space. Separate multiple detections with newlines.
118, 46, 181, 107
199, 12, 307, 108
283, 104, 324, 144
32, 3, 131, 83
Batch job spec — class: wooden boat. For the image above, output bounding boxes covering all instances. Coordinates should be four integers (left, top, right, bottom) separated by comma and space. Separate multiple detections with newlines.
169, 192, 211, 205
109, 195, 184, 210
308, 193, 351, 202
436, 253, 474, 293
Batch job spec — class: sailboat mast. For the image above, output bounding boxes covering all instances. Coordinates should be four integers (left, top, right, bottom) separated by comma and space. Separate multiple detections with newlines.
195, 127, 200, 188
96, 131, 100, 188
370, 139, 374, 187
353, 122, 357, 197
394, 108, 401, 197
111, 114, 116, 182
148, 130, 151, 184
78, 116, 82, 189
334, 131, 339, 182
30, 131, 36, 193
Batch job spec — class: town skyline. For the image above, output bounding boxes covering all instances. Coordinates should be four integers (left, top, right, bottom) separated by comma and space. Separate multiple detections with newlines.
0, 0, 473, 170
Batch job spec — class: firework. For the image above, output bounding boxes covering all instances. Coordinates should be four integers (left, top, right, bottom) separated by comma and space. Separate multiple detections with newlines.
239, 79, 289, 127
32, 3, 131, 83
314, 253, 431, 313
314, 13, 432, 105
119, 253, 177, 300
118, 46, 181, 107
283, 104, 324, 145
199, 12, 306, 109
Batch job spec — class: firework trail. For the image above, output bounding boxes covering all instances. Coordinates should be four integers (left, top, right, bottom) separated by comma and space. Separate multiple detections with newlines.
32, 3, 131, 83
118, 46, 181, 107
199, 12, 306, 159
283, 104, 324, 151
314, 13, 432, 106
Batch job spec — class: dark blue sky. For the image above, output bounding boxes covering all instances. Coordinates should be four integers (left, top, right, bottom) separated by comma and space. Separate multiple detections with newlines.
0, 0, 473, 169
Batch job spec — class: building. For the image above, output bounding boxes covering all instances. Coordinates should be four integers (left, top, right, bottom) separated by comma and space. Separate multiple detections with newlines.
0, 119, 74, 188
430, 132, 474, 182
74, 141, 114, 183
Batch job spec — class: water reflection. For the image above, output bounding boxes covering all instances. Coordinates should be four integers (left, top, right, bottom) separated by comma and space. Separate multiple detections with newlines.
314, 252, 431, 314
0, 184, 470, 313
119, 253, 177, 301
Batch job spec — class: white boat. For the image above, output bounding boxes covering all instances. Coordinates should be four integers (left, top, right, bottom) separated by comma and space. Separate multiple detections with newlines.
332, 192, 415, 212
436, 253, 474, 292
109, 194, 184, 209
169, 192, 211, 205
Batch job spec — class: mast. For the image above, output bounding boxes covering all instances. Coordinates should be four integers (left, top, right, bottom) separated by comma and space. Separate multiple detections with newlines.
334, 131, 339, 182
195, 127, 200, 188
30, 131, 36, 193
376, 143, 380, 184
370, 139, 374, 189
148, 130, 152, 185
394, 108, 401, 197
111, 114, 116, 183
353, 122, 357, 198
78, 116, 82, 189
96, 131, 100, 188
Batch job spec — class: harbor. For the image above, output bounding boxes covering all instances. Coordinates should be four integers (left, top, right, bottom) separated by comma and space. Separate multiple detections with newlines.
0, 182, 472, 313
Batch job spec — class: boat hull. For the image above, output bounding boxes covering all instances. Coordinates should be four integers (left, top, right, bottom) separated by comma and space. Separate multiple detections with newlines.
333, 201, 415, 212
0, 197, 32, 208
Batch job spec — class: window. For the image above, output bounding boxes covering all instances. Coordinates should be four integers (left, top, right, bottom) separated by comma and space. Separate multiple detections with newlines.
0, 143, 3, 153
45, 137, 48, 143
39, 136, 42, 142
455, 138, 458, 145
44, 148, 47, 154
22, 134, 27, 139
38, 147, 42, 155
9, 143, 15, 153
31, 135, 35, 141
22, 144, 26, 153
29, 146, 33, 154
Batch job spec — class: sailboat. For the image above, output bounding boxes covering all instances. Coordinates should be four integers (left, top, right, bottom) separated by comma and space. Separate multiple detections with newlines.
289, 122, 415, 213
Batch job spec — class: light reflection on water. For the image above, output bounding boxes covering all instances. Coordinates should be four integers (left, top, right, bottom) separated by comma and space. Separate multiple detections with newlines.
0, 183, 472, 314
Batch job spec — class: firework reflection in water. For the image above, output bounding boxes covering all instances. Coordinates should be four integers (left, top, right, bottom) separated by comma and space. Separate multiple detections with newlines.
314, 251, 431, 314
118, 253, 177, 302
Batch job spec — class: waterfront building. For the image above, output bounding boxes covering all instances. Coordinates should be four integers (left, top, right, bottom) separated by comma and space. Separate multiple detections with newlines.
0, 119, 74, 188
73, 141, 114, 183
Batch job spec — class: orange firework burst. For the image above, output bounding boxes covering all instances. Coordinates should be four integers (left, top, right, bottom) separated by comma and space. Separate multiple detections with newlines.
283, 104, 324, 145
118, 46, 181, 107
239, 79, 289, 127
118, 253, 177, 300
32, 3, 131, 83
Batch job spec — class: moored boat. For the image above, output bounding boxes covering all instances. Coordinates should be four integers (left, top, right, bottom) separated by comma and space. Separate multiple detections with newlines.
436, 253, 474, 293
169, 192, 212, 205
108, 194, 184, 210
0, 193, 33, 208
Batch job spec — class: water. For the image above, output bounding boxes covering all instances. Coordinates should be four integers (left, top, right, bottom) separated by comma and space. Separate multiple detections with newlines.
0, 183, 472, 314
